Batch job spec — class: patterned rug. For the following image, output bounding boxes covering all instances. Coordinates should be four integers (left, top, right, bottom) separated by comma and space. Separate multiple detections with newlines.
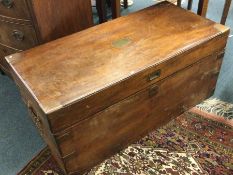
18, 98, 233, 175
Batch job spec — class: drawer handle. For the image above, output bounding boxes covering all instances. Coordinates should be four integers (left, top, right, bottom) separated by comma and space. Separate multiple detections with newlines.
0, 0, 14, 8
149, 85, 159, 97
12, 30, 24, 41
148, 70, 161, 81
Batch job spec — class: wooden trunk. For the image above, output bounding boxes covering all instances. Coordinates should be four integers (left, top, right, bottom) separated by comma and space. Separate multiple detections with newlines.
5, 2, 229, 175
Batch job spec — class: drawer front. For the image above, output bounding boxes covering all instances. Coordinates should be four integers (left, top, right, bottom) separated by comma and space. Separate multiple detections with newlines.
0, 43, 19, 75
55, 53, 223, 174
0, 20, 38, 50
0, 0, 31, 20
48, 34, 229, 134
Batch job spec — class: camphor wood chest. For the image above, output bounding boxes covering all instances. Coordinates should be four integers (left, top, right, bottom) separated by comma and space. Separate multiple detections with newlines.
5, 2, 229, 175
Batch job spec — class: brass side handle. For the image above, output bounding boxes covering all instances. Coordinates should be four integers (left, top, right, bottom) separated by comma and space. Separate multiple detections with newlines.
12, 30, 24, 41
148, 70, 161, 81
28, 106, 44, 136
0, 0, 14, 8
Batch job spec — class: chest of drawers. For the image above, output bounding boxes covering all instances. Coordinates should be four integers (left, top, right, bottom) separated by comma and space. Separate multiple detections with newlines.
5, 2, 229, 175
0, 0, 93, 76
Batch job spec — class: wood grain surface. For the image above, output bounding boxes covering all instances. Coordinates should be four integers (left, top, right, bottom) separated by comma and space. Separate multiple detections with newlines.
30, 0, 93, 43
60, 52, 223, 174
6, 2, 229, 116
